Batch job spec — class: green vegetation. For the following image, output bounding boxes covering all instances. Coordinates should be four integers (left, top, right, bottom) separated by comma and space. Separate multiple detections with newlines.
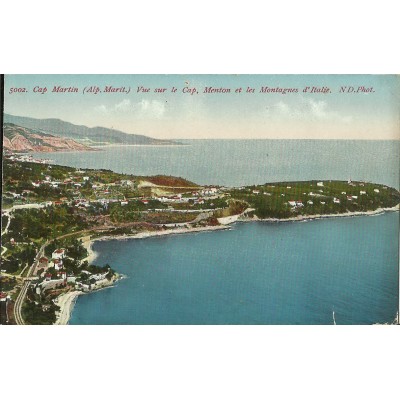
22, 295, 60, 325
0, 276, 18, 292
228, 181, 400, 219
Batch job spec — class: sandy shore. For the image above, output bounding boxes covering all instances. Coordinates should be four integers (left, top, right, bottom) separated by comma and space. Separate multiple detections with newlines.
54, 291, 82, 325
81, 235, 98, 265
54, 274, 123, 325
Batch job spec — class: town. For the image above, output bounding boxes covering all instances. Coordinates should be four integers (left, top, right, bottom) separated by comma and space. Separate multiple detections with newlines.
1, 151, 400, 324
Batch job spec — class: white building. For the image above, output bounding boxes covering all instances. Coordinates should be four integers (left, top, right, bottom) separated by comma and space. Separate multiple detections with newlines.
52, 249, 66, 260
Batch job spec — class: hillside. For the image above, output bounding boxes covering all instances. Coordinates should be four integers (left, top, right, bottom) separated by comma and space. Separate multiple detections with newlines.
3, 123, 93, 152
4, 114, 178, 146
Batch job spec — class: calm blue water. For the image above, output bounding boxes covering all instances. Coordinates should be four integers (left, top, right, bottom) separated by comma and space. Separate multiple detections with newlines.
70, 212, 399, 325
32, 140, 400, 189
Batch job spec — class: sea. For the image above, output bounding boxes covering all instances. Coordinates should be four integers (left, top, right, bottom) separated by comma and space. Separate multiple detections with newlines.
32, 140, 400, 324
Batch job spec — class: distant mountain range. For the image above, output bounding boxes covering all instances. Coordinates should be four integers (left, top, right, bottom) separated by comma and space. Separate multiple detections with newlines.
3, 123, 94, 153
3, 114, 178, 146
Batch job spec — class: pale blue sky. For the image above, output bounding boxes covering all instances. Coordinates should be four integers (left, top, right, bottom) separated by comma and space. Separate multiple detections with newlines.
4, 75, 399, 139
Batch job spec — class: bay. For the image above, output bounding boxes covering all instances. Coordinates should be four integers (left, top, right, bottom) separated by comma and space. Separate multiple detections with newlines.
70, 212, 399, 325
32, 139, 400, 189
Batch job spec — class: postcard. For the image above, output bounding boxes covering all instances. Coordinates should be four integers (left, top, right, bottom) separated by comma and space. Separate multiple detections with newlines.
1, 74, 399, 325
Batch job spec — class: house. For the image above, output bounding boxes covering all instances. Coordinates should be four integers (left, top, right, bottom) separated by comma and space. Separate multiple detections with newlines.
89, 272, 108, 281
352, 195, 358, 199
341, 191, 346, 195
317, 182, 324, 187
52, 259, 63, 270
52, 248, 66, 260
120, 201, 128, 206
347, 196, 353, 201
56, 271, 67, 281
288, 201, 297, 207
333, 198, 340, 204
296, 201, 304, 207
38, 257, 49, 269
307, 200, 313, 205
374, 189, 380, 193
83, 176, 90, 181
320, 201, 326, 205
360, 191, 366, 195
252, 190, 260, 194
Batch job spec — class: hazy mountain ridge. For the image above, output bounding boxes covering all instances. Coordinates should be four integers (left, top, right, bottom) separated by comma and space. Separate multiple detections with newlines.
3, 123, 94, 152
3, 114, 178, 146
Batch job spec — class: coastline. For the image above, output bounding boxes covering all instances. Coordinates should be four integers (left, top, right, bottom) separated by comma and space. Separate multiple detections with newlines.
80, 204, 400, 260
54, 274, 123, 325
240, 204, 400, 224
81, 235, 98, 265
54, 290, 82, 325
92, 224, 230, 243
64, 204, 398, 325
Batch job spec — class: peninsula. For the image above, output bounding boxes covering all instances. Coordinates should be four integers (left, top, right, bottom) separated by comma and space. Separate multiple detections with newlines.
1, 153, 399, 325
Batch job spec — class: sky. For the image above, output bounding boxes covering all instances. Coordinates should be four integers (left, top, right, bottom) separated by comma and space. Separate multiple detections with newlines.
4, 74, 400, 140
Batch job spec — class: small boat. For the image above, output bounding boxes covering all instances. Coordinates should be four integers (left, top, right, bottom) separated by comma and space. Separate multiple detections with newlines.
332, 310, 337, 325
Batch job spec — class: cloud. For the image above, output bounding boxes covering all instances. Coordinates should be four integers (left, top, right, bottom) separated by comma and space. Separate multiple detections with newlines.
115, 99, 132, 112
267, 97, 352, 123
136, 100, 165, 118
94, 104, 109, 114
94, 99, 166, 119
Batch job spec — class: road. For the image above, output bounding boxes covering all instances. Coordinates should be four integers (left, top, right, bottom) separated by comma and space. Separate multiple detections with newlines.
1, 212, 11, 236
12, 229, 91, 325
13, 281, 30, 325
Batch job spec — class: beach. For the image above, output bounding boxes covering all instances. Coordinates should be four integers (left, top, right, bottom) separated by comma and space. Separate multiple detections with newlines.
54, 291, 82, 325
81, 235, 98, 265
54, 274, 122, 325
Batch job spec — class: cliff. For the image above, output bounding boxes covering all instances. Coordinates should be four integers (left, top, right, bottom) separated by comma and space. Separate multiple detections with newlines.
3, 123, 93, 152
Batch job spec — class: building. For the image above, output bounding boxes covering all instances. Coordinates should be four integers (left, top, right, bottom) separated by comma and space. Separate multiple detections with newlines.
52, 249, 66, 260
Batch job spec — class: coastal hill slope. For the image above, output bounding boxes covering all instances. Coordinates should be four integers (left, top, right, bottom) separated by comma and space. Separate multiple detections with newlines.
3, 113, 178, 146
3, 123, 93, 152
